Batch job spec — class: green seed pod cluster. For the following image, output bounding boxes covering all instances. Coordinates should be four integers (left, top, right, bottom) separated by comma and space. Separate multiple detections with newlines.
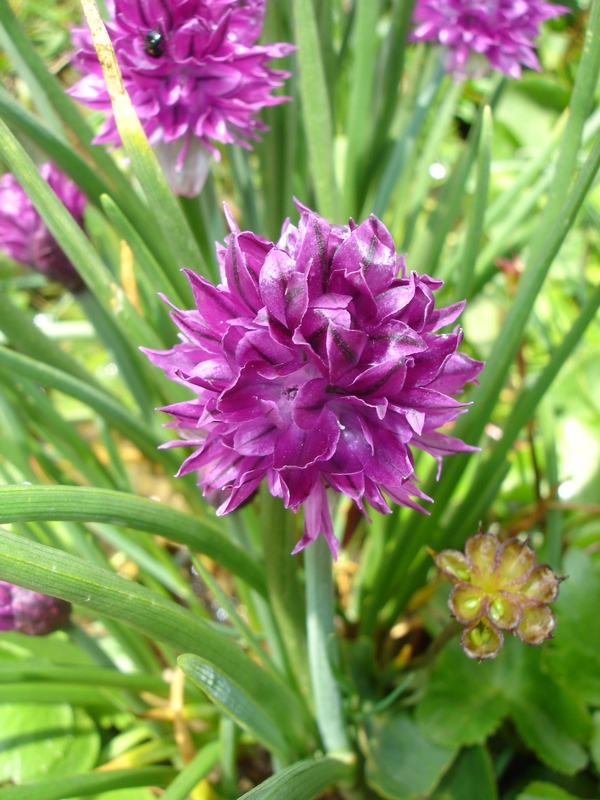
434, 532, 562, 660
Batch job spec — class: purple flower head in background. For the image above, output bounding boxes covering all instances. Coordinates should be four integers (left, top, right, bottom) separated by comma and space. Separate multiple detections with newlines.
0, 581, 71, 636
144, 203, 484, 558
0, 163, 86, 291
69, 0, 294, 197
411, 0, 569, 80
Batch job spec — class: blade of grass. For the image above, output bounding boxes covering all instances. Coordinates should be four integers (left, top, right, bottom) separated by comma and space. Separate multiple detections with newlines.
290, 0, 340, 220
259, 485, 311, 707
0, 117, 165, 351
0, 663, 167, 695
238, 756, 355, 799
366, 136, 600, 630
0, 484, 267, 597
527, 0, 600, 263
0, 531, 314, 750
0, 84, 110, 205
0, 292, 98, 387
0, 767, 177, 800
160, 742, 221, 800
180, 653, 295, 762
343, 0, 383, 218
370, 53, 446, 219
454, 105, 492, 300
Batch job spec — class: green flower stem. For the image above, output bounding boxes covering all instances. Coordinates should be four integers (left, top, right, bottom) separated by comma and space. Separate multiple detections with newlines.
305, 535, 352, 756
260, 485, 311, 707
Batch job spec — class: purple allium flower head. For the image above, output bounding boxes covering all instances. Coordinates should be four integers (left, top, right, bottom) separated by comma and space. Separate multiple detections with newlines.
0, 581, 71, 636
0, 163, 86, 291
69, 0, 294, 197
144, 203, 484, 558
411, 0, 569, 80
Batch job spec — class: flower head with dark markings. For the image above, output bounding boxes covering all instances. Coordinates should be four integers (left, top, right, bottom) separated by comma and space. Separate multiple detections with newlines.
434, 532, 561, 659
411, 0, 569, 80
144, 202, 484, 557
0, 581, 71, 636
0, 163, 85, 291
69, 0, 294, 196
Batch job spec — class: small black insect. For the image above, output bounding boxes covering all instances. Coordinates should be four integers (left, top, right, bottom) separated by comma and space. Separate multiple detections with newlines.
143, 28, 164, 58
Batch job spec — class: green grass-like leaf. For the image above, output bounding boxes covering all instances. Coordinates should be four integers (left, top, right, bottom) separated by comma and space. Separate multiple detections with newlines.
0, 485, 266, 596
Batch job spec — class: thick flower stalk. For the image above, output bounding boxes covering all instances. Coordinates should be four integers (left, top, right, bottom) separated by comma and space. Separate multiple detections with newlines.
69, 0, 294, 196
0, 581, 71, 636
435, 532, 561, 659
411, 0, 569, 80
145, 202, 483, 557
0, 163, 86, 291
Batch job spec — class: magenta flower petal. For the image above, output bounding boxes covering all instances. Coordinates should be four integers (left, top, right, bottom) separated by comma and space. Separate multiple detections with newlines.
144, 202, 484, 556
411, 0, 570, 80
0, 164, 86, 291
69, 0, 294, 196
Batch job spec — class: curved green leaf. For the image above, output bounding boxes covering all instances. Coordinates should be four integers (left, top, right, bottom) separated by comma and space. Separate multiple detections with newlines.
0, 485, 265, 596
180, 654, 294, 761
0, 767, 176, 800
290, 0, 340, 220
0, 532, 312, 750
238, 756, 355, 799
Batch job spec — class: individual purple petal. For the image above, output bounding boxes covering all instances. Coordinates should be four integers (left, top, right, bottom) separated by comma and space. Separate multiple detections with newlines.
145, 202, 482, 556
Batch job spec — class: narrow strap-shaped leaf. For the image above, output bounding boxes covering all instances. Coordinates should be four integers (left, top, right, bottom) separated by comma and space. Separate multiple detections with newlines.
290, 0, 340, 220
0, 346, 173, 467
0, 531, 312, 747
80, 0, 204, 294
0, 117, 164, 351
0, 485, 266, 596
375, 127, 600, 622
0, 292, 98, 387
369, 0, 417, 160
0, 767, 176, 800
238, 756, 355, 799
527, 0, 600, 262
455, 105, 492, 300
161, 742, 221, 800
101, 191, 189, 310
443, 279, 600, 549
371, 54, 445, 220
408, 77, 504, 275
0, 663, 167, 694
0, 0, 64, 135
180, 654, 295, 761
343, 0, 382, 218
305, 536, 351, 755
0, 84, 110, 205
0, 683, 121, 709
260, 485, 311, 705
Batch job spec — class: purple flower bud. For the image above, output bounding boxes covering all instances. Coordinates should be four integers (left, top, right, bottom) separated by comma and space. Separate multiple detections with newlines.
411, 0, 569, 80
434, 532, 562, 660
0, 581, 71, 636
69, 0, 294, 197
144, 202, 484, 558
0, 163, 86, 291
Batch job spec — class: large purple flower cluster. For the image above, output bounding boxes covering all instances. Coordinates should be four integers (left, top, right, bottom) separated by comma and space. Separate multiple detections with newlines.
0, 163, 85, 291
69, 0, 293, 196
0, 581, 71, 636
411, 0, 569, 79
145, 204, 483, 557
